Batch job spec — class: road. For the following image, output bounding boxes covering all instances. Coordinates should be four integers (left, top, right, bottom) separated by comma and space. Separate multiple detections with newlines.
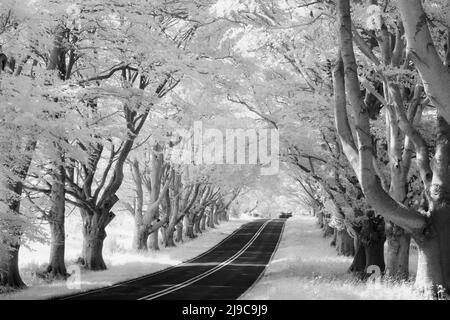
61, 219, 285, 300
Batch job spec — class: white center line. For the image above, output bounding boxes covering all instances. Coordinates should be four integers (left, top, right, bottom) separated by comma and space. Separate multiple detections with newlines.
138, 219, 272, 300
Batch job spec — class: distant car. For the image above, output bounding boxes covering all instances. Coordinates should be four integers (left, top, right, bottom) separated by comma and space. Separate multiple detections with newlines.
279, 212, 293, 219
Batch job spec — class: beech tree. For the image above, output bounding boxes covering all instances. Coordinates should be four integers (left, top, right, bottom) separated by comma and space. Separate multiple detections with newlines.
0, 0, 77, 286
333, 0, 450, 297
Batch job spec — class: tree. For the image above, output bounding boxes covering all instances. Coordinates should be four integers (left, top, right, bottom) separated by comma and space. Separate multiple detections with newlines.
334, 0, 450, 297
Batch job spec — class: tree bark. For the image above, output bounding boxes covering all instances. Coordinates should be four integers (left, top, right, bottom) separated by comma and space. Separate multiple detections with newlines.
200, 213, 207, 231
0, 139, 35, 289
0, 244, 25, 289
207, 208, 215, 228
184, 215, 196, 239
148, 231, 159, 251
397, 0, 450, 126
385, 222, 410, 280
164, 225, 176, 247
317, 210, 324, 228
415, 205, 450, 298
46, 158, 68, 279
130, 159, 146, 251
349, 213, 386, 278
133, 225, 148, 251
80, 209, 114, 270
194, 212, 203, 234
47, 220, 67, 278
385, 100, 412, 280
175, 221, 183, 243
413, 114, 450, 296
223, 210, 229, 221
213, 206, 219, 226
159, 227, 166, 247
336, 228, 354, 256
332, 1, 450, 295
330, 228, 337, 247
322, 223, 334, 238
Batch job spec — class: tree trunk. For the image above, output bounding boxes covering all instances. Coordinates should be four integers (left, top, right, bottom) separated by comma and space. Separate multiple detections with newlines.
207, 211, 215, 228
194, 214, 202, 234
385, 107, 412, 280
200, 214, 206, 231
0, 244, 25, 289
47, 220, 67, 279
322, 223, 334, 238
148, 230, 159, 251
222, 209, 229, 221
186, 223, 195, 239
385, 222, 410, 280
213, 208, 219, 225
175, 221, 183, 243
0, 201, 24, 289
398, 0, 450, 126
80, 211, 113, 271
164, 170, 179, 247
0, 138, 36, 289
164, 225, 176, 247
184, 214, 195, 239
330, 228, 337, 247
130, 158, 146, 252
349, 214, 386, 279
336, 228, 355, 256
159, 227, 166, 247
133, 225, 149, 252
349, 238, 366, 276
317, 210, 324, 228
46, 161, 68, 279
413, 205, 450, 297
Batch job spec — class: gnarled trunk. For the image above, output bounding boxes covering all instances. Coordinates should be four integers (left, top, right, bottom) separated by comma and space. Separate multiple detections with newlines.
414, 204, 450, 297
349, 214, 386, 278
335, 0, 450, 297
80, 209, 114, 271
385, 222, 410, 280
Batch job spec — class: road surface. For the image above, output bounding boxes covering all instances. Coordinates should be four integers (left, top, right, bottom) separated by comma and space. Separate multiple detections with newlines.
60, 219, 285, 300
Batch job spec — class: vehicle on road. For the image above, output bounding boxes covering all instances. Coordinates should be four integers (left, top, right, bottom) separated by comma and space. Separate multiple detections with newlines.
279, 212, 292, 219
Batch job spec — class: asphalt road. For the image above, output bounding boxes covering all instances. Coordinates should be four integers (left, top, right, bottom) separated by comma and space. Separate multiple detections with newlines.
61, 218, 285, 300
